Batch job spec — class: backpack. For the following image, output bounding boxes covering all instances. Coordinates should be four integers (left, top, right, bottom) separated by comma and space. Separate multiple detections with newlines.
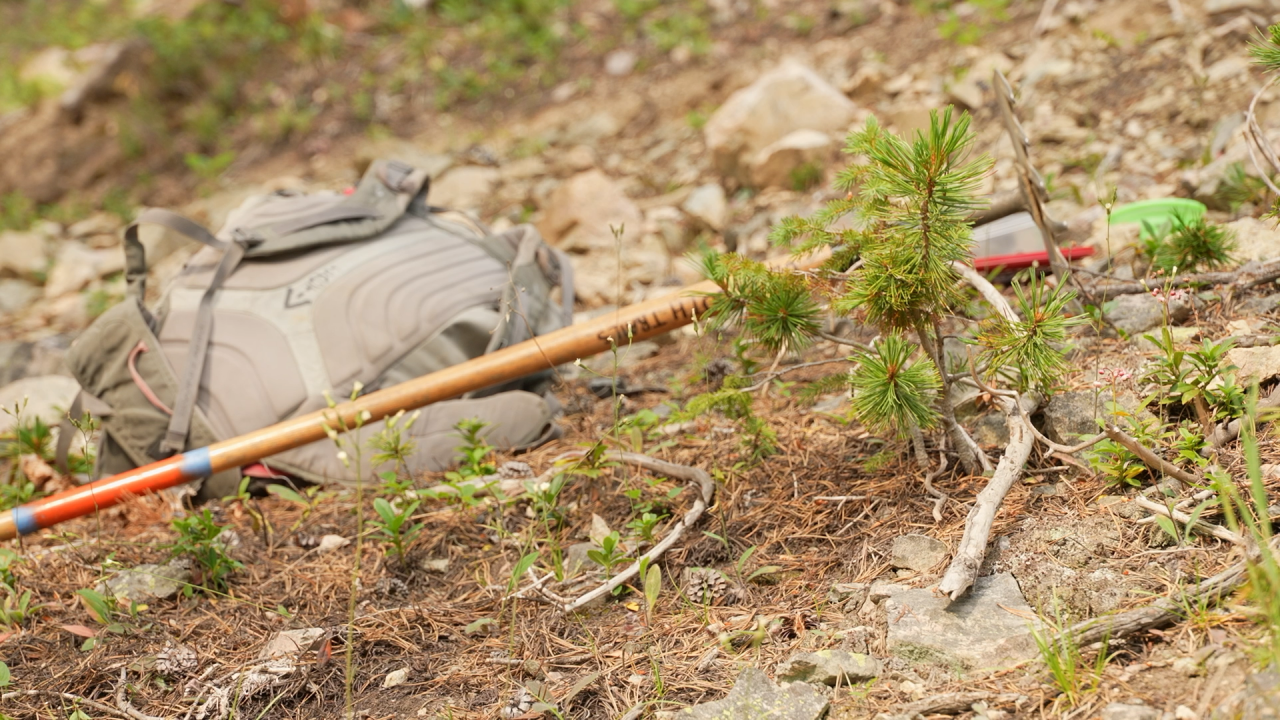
58, 159, 574, 499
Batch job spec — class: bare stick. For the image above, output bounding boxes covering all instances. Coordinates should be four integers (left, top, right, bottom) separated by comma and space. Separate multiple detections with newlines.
938, 396, 1035, 600
902, 691, 1025, 717
1065, 536, 1280, 646
1133, 496, 1247, 547
1033, 0, 1061, 36
1104, 424, 1201, 486
923, 452, 949, 522
3, 689, 141, 719
939, 264, 1036, 600
1206, 384, 1280, 451
558, 452, 714, 613
116, 669, 167, 720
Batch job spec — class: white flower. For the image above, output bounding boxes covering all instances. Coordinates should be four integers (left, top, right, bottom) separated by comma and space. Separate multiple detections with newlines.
360, 410, 373, 423
337, 450, 350, 467
352, 381, 364, 395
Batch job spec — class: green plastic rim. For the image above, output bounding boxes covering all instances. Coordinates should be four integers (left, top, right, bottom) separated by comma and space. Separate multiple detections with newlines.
1108, 198, 1206, 227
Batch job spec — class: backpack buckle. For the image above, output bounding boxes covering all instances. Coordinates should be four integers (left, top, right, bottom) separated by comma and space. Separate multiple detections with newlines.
378, 160, 415, 193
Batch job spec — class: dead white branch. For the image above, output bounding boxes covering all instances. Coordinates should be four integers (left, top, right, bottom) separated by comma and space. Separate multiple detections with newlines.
1104, 424, 1201, 486
1133, 496, 1247, 547
938, 263, 1037, 600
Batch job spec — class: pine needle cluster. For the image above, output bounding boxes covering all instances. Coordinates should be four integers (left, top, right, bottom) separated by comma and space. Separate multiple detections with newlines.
975, 273, 1084, 394
1146, 213, 1237, 275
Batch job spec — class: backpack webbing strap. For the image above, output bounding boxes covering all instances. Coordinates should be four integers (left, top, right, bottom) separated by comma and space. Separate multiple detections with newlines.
551, 247, 575, 326
159, 239, 248, 456
123, 208, 230, 328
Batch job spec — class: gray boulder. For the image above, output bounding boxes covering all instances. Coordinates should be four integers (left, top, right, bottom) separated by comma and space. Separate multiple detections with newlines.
675, 667, 828, 720
1105, 292, 1190, 336
1040, 391, 1150, 444
879, 572, 1041, 673
776, 649, 881, 686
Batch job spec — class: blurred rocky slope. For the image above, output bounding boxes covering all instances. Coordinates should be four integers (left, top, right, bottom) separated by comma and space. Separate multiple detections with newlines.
2, 0, 1280, 410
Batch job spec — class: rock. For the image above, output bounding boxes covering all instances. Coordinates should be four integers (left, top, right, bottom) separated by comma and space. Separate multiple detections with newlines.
537, 169, 643, 253
1134, 325, 1200, 351
67, 212, 122, 239
259, 628, 326, 659
317, 534, 349, 553
561, 144, 596, 172
98, 558, 192, 603
154, 641, 199, 676
890, 534, 949, 572
43, 242, 125, 299
605, 49, 638, 77
776, 649, 881, 686
382, 668, 409, 688
675, 667, 829, 720
562, 112, 623, 146
704, 60, 857, 184
827, 582, 869, 611
58, 41, 138, 117
1228, 217, 1280, 263
1240, 292, 1280, 315
1099, 702, 1159, 720
429, 165, 501, 212
0, 375, 81, 435
880, 572, 1041, 672
832, 0, 881, 29
0, 231, 50, 278
354, 139, 453, 180
421, 557, 450, 573
1105, 292, 1191, 336
1206, 0, 1269, 13
748, 129, 832, 189
20, 46, 79, 88
1226, 346, 1280, 384
0, 278, 38, 315
1242, 666, 1280, 717
682, 183, 729, 231
1041, 390, 1149, 444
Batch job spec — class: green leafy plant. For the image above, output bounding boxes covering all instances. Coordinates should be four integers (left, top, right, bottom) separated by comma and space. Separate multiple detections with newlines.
368, 408, 422, 481
587, 532, 627, 578
266, 483, 333, 532
0, 548, 18, 589
167, 509, 244, 595
627, 512, 664, 544
0, 586, 38, 629
448, 418, 497, 479
642, 558, 662, 623
370, 497, 424, 566
1140, 331, 1244, 422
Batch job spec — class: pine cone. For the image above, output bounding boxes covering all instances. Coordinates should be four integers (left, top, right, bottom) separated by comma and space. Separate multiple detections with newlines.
498, 461, 534, 480
683, 567, 736, 605
373, 577, 409, 599
500, 686, 535, 719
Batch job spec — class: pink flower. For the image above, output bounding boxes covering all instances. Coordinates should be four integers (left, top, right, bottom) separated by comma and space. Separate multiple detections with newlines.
1094, 367, 1134, 387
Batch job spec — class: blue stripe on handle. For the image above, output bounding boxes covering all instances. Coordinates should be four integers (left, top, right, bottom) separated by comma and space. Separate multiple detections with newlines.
179, 447, 213, 478
12, 506, 37, 535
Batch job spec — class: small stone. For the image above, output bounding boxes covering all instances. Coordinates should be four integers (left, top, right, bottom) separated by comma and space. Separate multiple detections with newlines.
317, 534, 349, 553
1100, 702, 1159, 720
682, 183, 728, 231
421, 557, 450, 573
98, 558, 193, 603
43, 242, 125, 298
561, 144, 596, 171
0, 231, 50, 278
382, 668, 409, 688
1105, 292, 1191, 335
261, 628, 326, 659
675, 667, 829, 720
1226, 216, 1280, 263
1174, 705, 1196, 720
604, 49, 638, 77
890, 534, 948, 572
704, 60, 856, 184
748, 129, 832, 189
1041, 391, 1151, 445
0, 371, 90, 427
67, 212, 122, 239
0, 278, 39, 315
428, 166, 500, 211
1227, 345, 1280, 384
776, 649, 881, 686
1239, 292, 1280, 315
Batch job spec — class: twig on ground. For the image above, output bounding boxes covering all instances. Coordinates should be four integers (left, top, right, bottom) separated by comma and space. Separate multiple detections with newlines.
817, 329, 874, 351
1033, 0, 1061, 35
742, 356, 850, 392
1065, 536, 1280, 646
116, 669, 167, 720
922, 452, 949, 523
1085, 258, 1280, 300
1104, 424, 1201, 486
2, 689, 140, 720
511, 451, 714, 614
1132, 496, 1247, 547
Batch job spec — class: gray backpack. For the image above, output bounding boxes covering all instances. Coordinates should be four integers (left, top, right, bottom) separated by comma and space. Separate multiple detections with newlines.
61, 159, 574, 498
